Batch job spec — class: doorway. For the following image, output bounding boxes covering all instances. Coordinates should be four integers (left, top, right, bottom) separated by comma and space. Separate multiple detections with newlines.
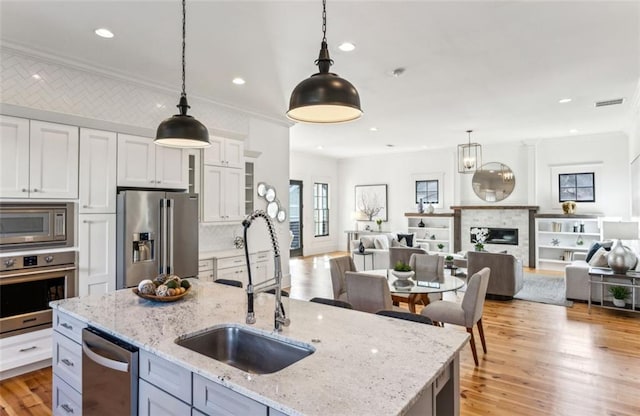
289, 180, 303, 257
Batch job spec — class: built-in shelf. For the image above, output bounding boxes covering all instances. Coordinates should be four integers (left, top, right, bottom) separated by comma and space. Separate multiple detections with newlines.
407, 215, 453, 252
538, 245, 588, 251
535, 216, 601, 271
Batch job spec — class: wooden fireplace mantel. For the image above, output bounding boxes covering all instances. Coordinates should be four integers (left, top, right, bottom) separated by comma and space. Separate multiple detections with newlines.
450, 205, 539, 211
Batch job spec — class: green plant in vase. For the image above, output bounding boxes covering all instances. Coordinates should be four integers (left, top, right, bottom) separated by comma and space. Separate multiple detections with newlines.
445, 255, 454, 268
375, 218, 382, 232
393, 261, 412, 272
608, 286, 630, 307
437, 243, 444, 252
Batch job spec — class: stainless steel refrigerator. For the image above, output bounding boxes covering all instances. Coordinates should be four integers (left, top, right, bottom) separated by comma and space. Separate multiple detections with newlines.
116, 190, 198, 289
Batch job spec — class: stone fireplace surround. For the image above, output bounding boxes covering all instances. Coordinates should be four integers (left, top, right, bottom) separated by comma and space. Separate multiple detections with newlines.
451, 206, 539, 267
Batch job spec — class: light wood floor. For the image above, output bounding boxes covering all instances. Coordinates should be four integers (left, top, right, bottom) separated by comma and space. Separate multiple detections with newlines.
2, 252, 640, 416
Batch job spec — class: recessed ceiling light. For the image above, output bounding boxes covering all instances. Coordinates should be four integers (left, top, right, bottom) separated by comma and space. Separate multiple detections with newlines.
558, 98, 572, 104
32, 74, 42, 80
569, 129, 579, 134
369, 127, 378, 132
391, 67, 406, 78
94, 28, 114, 39
232, 77, 245, 85
316, 145, 323, 150
338, 42, 356, 52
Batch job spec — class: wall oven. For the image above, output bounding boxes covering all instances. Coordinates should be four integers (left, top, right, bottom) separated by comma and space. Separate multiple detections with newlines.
0, 202, 74, 252
0, 251, 77, 338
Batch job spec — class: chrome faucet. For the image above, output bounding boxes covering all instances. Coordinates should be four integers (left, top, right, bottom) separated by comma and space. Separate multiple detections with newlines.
242, 210, 290, 332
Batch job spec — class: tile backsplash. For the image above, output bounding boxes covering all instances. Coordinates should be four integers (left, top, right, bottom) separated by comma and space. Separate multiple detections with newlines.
199, 223, 245, 252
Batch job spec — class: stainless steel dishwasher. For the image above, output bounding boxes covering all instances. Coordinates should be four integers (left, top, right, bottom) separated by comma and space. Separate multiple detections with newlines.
82, 327, 139, 415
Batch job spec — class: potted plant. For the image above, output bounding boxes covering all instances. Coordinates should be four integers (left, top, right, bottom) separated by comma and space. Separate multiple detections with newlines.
437, 243, 444, 252
444, 255, 454, 268
375, 218, 383, 232
608, 286, 630, 307
392, 261, 414, 280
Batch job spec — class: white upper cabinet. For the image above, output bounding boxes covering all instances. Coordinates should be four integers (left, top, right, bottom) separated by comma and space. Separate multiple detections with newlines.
79, 128, 117, 213
0, 116, 79, 199
203, 137, 244, 168
202, 165, 245, 223
117, 134, 187, 189
0, 115, 30, 198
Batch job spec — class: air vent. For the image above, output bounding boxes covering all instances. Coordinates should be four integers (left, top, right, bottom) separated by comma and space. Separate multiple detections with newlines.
595, 98, 624, 107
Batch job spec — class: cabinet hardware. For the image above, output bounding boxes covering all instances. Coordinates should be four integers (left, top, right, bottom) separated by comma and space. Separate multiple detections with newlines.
61, 403, 74, 413
22, 188, 28, 192
61, 322, 73, 330
61, 358, 74, 367
32, 188, 39, 192
83, 205, 89, 208
19, 345, 37, 352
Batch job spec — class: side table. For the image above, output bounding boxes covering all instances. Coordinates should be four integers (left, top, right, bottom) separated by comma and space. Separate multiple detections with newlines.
353, 251, 374, 271
588, 267, 640, 313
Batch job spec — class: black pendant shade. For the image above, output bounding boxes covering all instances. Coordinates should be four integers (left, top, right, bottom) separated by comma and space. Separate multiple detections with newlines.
287, 1, 362, 124
155, 0, 210, 148
156, 94, 210, 148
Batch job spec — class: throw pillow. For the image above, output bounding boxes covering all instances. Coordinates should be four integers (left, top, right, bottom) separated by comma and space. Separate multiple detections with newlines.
373, 235, 389, 250
588, 247, 609, 267
397, 233, 414, 247
360, 236, 376, 249
585, 242, 602, 263
391, 239, 407, 248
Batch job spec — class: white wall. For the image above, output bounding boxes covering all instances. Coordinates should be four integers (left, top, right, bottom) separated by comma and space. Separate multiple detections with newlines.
290, 151, 340, 256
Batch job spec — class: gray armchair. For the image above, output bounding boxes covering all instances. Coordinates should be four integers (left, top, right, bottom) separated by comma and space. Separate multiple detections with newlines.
466, 251, 523, 300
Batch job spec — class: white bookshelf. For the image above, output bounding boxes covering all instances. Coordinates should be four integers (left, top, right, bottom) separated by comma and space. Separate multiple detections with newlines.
535, 215, 601, 271
405, 213, 454, 252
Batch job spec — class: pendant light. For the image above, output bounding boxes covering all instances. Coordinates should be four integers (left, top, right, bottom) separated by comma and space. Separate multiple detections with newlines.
287, 0, 362, 124
155, 0, 210, 148
457, 130, 482, 174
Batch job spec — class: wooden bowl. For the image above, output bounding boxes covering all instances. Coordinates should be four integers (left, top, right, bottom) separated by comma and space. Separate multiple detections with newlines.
132, 287, 191, 302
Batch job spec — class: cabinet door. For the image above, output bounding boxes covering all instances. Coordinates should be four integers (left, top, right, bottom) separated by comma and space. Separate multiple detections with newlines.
117, 134, 156, 187
139, 379, 191, 416
53, 375, 83, 416
156, 146, 188, 189
79, 129, 117, 213
202, 165, 224, 222
29, 120, 79, 199
223, 168, 245, 222
0, 328, 52, 373
193, 373, 267, 416
0, 115, 30, 198
203, 136, 225, 166
78, 214, 116, 296
224, 139, 244, 168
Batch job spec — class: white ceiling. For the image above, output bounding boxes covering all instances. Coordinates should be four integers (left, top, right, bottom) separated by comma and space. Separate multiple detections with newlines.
1, 0, 638, 159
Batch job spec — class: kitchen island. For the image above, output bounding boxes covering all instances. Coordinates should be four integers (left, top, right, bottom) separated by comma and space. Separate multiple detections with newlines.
50, 280, 469, 415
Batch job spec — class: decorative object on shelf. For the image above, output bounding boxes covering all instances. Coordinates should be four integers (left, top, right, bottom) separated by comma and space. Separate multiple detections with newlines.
572, 223, 578, 233
430, 234, 436, 240
355, 184, 387, 221
471, 227, 489, 252
418, 219, 425, 228
579, 221, 585, 233
551, 238, 560, 246
552, 222, 562, 232
575, 235, 584, 246
562, 201, 576, 215
287, 0, 362, 124
471, 162, 515, 202
427, 203, 435, 214
437, 243, 444, 252
417, 198, 424, 213
358, 240, 366, 254
603, 221, 640, 274
375, 218, 382, 232
154, 0, 210, 148
457, 130, 482, 174
608, 286, 630, 307
233, 236, 245, 249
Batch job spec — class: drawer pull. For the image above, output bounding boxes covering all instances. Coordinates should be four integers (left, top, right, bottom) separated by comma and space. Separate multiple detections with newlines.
61, 323, 73, 330
61, 358, 74, 367
19, 345, 37, 352
234, 260, 243, 263
61, 403, 75, 413
23, 317, 37, 323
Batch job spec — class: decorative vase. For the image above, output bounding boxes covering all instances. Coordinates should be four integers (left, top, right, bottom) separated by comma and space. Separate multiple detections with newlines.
377, 224, 382, 232
418, 220, 425, 228
427, 203, 435, 214
358, 241, 365, 254
607, 239, 636, 274
562, 201, 576, 215
417, 200, 424, 213
612, 298, 626, 307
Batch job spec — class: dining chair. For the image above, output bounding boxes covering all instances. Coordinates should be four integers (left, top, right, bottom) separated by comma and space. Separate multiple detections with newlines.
344, 271, 393, 313
309, 297, 353, 309
329, 256, 356, 301
214, 279, 243, 288
388, 247, 428, 311
409, 253, 445, 304
375, 310, 434, 325
420, 267, 491, 366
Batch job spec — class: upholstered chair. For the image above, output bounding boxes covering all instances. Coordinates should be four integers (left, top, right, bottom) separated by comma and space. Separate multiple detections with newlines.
466, 251, 522, 299
344, 272, 393, 313
329, 256, 356, 301
409, 253, 445, 303
420, 267, 491, 366
387, 247, 427, 311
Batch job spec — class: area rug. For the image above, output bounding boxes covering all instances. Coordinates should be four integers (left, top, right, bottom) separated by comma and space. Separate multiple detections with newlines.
514, 273, 573, 307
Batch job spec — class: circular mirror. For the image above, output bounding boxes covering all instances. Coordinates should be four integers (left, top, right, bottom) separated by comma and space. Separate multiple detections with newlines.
265, 186, 276, 202
267, 201, 279, 218
472, 162, 515, 202
277, 209, 287, 223
256, 182, 267, 197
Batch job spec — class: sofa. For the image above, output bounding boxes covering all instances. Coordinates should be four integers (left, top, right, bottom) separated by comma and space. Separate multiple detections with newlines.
350, 233, 429, 271
565, 250, 640, 302
466, 251, 524, 300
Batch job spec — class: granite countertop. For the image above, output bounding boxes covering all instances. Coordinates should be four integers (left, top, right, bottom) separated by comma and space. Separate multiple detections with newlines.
51, 281, 469, 415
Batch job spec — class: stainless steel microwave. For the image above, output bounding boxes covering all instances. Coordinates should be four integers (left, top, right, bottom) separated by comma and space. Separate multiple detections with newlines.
0, 202, 75, 251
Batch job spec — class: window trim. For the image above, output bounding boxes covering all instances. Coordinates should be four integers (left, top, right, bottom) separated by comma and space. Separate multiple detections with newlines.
415, 179, 439, 204
313, 182, 329, 237
558, 172, 595, 202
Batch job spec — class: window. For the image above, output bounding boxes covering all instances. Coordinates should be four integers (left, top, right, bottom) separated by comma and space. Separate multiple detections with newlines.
559, 172, 595, 202
314, 183, 329, 237
415, 180, 439, 204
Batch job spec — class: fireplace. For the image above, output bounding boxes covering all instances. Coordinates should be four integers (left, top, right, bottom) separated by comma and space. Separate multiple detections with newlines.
470, 227, 519, 246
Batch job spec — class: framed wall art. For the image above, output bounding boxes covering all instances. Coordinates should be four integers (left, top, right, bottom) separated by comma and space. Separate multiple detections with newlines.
355, 184, 387, 221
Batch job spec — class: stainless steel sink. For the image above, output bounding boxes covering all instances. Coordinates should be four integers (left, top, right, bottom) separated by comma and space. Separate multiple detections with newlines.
175, 324, 315, 374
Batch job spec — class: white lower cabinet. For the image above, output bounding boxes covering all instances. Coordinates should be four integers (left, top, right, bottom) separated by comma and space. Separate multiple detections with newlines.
78, 213, 116, 296
198, 259, 214, 282
52, 332, 82, 392
212, 251, 271, 287
193, 373, 267, 416
53, 375, 82, 416
0, 328, 52, 379
139, 379, 191, 416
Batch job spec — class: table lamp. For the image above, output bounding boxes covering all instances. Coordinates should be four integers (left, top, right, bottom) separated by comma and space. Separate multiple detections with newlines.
602, 221, 640, 274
